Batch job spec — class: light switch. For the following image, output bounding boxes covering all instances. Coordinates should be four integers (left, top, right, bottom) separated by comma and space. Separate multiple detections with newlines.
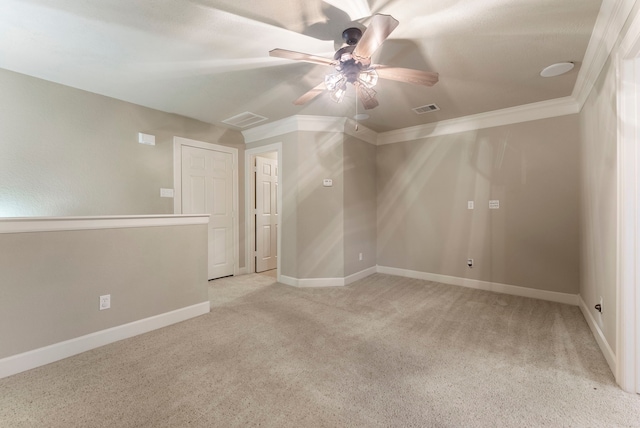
323, 179, 333, 187
489, 200, 500, 209
160, 188, 174, 198
468, 201, 474, 210
138, 132, 156, 146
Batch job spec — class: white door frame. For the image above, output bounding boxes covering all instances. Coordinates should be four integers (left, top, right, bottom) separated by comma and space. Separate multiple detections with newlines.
245, 143, 282, 279
616, 10, 640, 394
173, 136, 239, 276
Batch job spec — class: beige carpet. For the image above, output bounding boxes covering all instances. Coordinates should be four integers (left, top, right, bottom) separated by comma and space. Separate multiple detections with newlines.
1, 273, 639, 427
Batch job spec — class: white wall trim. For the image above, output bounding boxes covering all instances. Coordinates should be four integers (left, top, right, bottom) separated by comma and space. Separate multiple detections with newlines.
0, 301, 210, 380
0, 214, 209, 234
343, 119, 378, 145
579, 296, 617, 374
173, 136, 240, 276
345, 266, 377, 285
278, 275, 344, 287
376, 97, 580, 145
573, 0, 638, 108
277, 267, 376, 288
377, 266, 579, 306
242, 115, 377, 145
244, 143, 283, 276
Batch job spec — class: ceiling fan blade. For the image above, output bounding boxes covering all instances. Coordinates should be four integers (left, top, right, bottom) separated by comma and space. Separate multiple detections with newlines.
293, 82, 327, 105
352, 14, 399, 62
356, 84, 379, 110
269, 49, 335, 67
372, 66, 439, 86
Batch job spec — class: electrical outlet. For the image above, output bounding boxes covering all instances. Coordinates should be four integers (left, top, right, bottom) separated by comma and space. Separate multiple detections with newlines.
99, 294, 111, 310
359, 252, 363, 261
467, 258, 474, 268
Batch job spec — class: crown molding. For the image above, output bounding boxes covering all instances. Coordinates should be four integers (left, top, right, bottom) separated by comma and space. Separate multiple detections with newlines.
242, 115, 376, 145
376, 97, 580, 145
572, 0, 637, 109
241, 115, 299, 143
344, 118, 378, 145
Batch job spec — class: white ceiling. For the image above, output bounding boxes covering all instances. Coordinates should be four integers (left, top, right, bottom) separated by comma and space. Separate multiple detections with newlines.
0, 0, 603, 133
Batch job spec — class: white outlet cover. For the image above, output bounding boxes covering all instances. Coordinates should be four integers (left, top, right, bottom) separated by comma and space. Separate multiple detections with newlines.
99, 294, 111, 310
323, 179, 333, 187
489, 200, 500, 209
468, 201, 474, 209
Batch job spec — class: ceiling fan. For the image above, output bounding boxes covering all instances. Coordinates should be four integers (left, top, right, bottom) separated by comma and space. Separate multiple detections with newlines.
269, 14, 439, 110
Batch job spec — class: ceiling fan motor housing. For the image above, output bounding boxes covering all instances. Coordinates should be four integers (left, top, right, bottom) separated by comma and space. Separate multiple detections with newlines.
342, 27, 362, 45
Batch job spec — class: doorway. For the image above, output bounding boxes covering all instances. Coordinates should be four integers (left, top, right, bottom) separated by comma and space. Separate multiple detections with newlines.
255, 153, 278, 273
245, 143, 282, 279
173, 137, 238, 280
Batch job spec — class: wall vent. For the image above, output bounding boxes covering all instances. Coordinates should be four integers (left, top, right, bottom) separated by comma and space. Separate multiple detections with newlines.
222, 111, 267, 128
412, 103, 440, 114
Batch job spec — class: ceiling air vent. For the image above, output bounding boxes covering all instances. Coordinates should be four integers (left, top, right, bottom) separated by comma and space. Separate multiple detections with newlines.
412, 103, 440, 114
222, 111, 267, 128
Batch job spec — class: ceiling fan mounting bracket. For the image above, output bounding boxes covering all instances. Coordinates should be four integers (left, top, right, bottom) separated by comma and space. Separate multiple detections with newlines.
342, 27, 362, 46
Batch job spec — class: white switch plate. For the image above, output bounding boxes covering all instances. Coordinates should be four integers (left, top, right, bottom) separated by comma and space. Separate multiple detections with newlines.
99, 294, 111, 310
489, 200, 500, 209
160, 188, 174, 198
359, 252, 363, 261
468, 201, 474, 209
138, 132, 156, 146
323, 179, 333, 187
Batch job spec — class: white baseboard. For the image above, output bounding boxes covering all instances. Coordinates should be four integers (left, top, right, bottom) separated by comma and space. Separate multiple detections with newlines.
376, 266, 579, 306
345, 266, 377, 285
279, 275, 345, 287
0, 301, 211, 380
278, 266, 376, 288
578, 296, 616, 374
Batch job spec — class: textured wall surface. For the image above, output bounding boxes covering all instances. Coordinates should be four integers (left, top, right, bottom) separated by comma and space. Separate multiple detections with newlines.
377, 115, 581, 294
343, 135, 377, 277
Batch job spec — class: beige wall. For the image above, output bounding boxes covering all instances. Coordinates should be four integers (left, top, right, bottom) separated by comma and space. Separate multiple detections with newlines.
247, 128, 379, 280
296, 131, 345, 278
577, 1, 640, 350
579, 55, 617, 349
344, 135, 377, 276
0, 223, 208, 359
0, 68, 246, 267
377, 116, 581, 294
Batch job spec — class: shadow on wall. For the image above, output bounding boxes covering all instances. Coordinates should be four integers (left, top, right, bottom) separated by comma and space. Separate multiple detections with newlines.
376, 119, 580, 293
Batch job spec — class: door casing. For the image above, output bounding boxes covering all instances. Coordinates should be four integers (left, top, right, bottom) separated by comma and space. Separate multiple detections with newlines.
173, 136, 239, 278
245, 143, 283, 278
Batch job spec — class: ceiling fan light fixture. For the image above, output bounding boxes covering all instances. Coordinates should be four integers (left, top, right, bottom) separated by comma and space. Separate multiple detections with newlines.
330, 85, 347, 103
540, 62, 574, 77
358, 69, 378, 88
325, 73, 346, 91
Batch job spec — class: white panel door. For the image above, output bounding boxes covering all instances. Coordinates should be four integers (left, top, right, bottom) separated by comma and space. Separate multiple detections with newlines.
182, 145, 234, 279
255, 156, 278, 272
